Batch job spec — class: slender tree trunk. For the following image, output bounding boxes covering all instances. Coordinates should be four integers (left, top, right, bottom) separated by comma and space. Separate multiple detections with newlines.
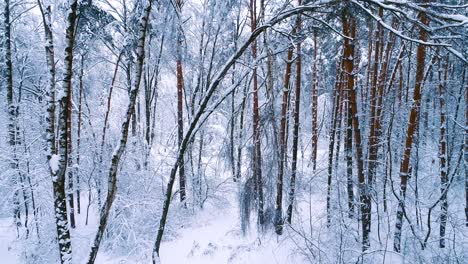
345, 77, 354, 218
52, 0, 80, 261
393, 4, 429, 253
4, 0, 22, 231
66, 64, 76, 229
98, 52, 123, 209
274, 47, 293, 234
286, 3, 302, 224
86, 2, 154, 263
465, 69, 468, 227
236, 80, 249, 182
326, 59, 343, 226
175, 0, 187, 205
249, 0, 264, 226
342, 10, 370, 251
311, 32, 319, 172
76, 56, 84, 215
438, 57, 448, 248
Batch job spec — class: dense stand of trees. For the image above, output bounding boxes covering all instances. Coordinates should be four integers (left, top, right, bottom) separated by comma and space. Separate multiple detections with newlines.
0, 0, 467, 263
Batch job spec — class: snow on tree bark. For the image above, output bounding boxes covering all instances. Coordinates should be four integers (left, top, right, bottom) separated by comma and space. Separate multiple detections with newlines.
393, 2, 429, 253
86, 1, 154, 263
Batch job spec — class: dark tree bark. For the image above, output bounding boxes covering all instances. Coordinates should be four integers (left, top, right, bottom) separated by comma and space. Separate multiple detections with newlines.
286, 3, 302, 224
66, 63, 76, 229
4, 0, 22, 231
326, 57, 343, 226
311, 32, 319, 172
175, 0, 187, 205
249, 0, 265, 226
344, 74, 355, 218
76, 56, 84, 215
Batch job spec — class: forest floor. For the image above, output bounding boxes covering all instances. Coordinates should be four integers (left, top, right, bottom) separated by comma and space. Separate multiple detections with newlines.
0, 218, 19, 263
0, 188, 306, 264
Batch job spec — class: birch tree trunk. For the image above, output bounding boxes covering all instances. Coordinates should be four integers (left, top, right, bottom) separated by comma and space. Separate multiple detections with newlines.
40, 0, 79, 261
86, 1, 154, 263
438, 58, 448, 248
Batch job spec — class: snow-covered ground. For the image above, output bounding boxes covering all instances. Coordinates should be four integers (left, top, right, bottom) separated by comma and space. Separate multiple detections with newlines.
0, 190, 306, 264
0, 218, 19, 263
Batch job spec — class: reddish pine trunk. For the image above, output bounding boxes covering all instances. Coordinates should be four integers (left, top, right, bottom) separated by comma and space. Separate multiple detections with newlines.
393, 5, 429, 253
342, 11, 370, 251
176, 0, 187, 204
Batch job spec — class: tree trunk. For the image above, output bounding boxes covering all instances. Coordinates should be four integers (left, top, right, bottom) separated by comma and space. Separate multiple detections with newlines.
393, 4, 429, 253
66, 62, 76, 229
86, 1, 154, 263
4, 0, 22, 231
342, 10, 370, 251
53, 0, 79, 261
438, 57, 448, 248
76, 56, 84, 215
311, 32, 319, 172
465, 69, 468, 227
286, 3, 302, 224
249, 0, 265, 226
345, 76, 355, 218
175, 0, 187, 205
326, 57, 343, 226
274, 46, 293, 234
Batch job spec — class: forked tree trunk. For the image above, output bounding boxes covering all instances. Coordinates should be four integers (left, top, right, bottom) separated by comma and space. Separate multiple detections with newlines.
86, 1, 154, 263
393, 3, 429, 253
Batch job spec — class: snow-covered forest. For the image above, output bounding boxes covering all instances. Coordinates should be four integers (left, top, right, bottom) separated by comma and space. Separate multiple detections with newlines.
0, 0, 467, 263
